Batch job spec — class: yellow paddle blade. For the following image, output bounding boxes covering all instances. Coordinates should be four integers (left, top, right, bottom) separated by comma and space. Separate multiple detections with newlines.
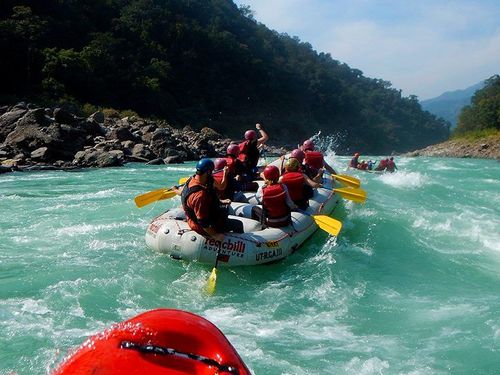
333, 187, 367, 204
312, 215, 342, 236
205, 267, 217, 295
134, 188, 169, 208
178, 177, 189, 185
334, 174, 361, 188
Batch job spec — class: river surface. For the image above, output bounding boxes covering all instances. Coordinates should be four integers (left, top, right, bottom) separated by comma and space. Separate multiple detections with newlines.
1, 156, 499, 374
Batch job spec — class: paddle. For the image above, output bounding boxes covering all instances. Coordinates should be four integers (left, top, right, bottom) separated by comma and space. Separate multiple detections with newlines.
205, 252, 220, 295
134, 188, 177, 208
332, 174, 360, 188
330, 187, 367, 204
134, 177, 188, 208
311, 215, 342, 236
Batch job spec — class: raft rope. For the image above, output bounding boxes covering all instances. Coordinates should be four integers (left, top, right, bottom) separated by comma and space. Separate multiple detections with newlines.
120, 341, 240, 374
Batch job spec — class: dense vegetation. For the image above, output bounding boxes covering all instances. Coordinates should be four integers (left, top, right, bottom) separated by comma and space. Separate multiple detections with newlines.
454, 75, 500, 137
0, 0, 449, 153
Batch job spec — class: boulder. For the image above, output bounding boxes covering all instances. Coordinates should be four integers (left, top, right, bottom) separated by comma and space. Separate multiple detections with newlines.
30, 147, 50, 161
53, 108, 76, 124
88, 111, 105, 124
0, 108, 28, 142
131, 143, 152, 160
149, 128, 177, 158
73, 148, 124, 168
106, 126, 136, 142
147, 158, 164, 165
164, 155, 184, 164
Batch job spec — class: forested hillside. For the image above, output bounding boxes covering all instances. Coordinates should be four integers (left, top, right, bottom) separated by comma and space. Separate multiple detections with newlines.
454, 75, 500, 136
0, 0, 449, 153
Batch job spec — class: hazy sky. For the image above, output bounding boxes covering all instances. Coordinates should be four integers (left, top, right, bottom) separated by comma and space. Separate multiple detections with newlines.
233, 0, 500, 100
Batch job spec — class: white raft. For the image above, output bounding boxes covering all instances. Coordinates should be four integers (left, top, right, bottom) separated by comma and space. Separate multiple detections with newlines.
145, 175, 341, 266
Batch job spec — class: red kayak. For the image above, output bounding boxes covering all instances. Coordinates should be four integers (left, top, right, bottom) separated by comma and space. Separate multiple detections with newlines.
53, 308, 251, 374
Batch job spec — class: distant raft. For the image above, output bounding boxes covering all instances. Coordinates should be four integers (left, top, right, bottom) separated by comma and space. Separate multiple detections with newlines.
145, 159, 342, 266
53, 309, 251, 374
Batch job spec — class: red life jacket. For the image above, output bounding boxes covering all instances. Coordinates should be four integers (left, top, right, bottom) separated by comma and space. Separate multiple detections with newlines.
238, 140, 259, 171
304, 150, 324, 170
386, 160, 395, 172
212, 170, 236, 200
212, 170, 224, 184
281, 172, 304, 202
262, 184, 290, 227
223, 156, 237, 175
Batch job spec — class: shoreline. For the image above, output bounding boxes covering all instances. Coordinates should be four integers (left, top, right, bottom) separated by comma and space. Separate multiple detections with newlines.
404, 133, 500, 160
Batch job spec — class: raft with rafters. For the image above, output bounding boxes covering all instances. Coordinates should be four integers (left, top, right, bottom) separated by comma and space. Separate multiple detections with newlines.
144, 160, 342, 266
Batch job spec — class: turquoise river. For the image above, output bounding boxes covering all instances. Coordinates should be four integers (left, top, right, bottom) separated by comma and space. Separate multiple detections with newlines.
1, 155, 499, 374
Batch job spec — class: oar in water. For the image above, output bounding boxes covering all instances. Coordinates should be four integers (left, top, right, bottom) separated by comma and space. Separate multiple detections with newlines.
205, 250, 220, 295
134, 177, 188, 208
329, 186, 367, 204
332, 174, 360, 188
310, 214, 342, 236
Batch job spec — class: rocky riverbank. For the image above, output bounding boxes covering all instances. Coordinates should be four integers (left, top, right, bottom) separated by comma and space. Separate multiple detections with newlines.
0, 102, 286, 174
405, 133, 500, 159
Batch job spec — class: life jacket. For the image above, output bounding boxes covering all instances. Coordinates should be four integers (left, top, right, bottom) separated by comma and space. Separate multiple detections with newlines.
212, 170, 236, 200
181, 177, 222, 232
304, 150, 324, 170
358, 163, 368, 170
349, 156, 359, 168
262, 184, 291, 228
238, 140, 260, 171
281, 172, 305, 202
223, 156, 237, 175
386, 160, 395, 172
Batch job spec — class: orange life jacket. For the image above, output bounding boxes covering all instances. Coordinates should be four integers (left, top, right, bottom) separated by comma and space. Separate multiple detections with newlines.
262, 184, 290, 227
281, 172, 304, 202
304, 150, 324, 170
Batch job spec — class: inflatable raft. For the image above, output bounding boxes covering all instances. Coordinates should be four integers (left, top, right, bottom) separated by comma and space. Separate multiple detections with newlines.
53, 308, 250, 374
145, 171, 341, 266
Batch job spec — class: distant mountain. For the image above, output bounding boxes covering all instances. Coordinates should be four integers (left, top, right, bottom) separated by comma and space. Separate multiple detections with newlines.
421, 81, 485, 127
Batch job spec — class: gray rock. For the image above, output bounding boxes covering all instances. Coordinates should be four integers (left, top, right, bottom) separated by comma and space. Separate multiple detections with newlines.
0, 108, 28, 142
53, 108, 76, 124
88, 111, 105, 124
147, 158, 164, 165
30, 147, 49, 161
106, 126, 136, 142
164, 155, 184, 164
131, 143, 152, 160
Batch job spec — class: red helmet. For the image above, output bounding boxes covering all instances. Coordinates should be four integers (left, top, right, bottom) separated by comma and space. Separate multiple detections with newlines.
244, 130, 257, 140
290, 149, 305, 163
263, 165, 280, 181
302, 139, 314, 151
214, 158, 227, 170
226, 144, 240, 156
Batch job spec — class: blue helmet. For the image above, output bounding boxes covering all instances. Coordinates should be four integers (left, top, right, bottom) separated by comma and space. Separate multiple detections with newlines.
196, 158, 215, 174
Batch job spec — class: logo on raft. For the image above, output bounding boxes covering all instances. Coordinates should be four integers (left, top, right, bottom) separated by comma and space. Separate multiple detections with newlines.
203, 238, 246, 258
256, 248, 283, 262
147, 221, 161, 236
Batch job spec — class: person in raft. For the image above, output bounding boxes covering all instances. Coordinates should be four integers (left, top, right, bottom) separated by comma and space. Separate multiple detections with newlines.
172, 158, 243, 241
288, 148, 323, 183
349, 152, 360, 168
386, 157, 397, 172
375, 158, 389, 171
252, 165, 297, 228
279, 157, 321, 210
238, 123, 269, 177
212, 144, 245, 200
300, 139, 338, 181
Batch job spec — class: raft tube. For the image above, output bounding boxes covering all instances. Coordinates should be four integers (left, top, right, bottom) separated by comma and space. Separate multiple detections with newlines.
53, 308, 251, 375
145, 173, 341, 266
